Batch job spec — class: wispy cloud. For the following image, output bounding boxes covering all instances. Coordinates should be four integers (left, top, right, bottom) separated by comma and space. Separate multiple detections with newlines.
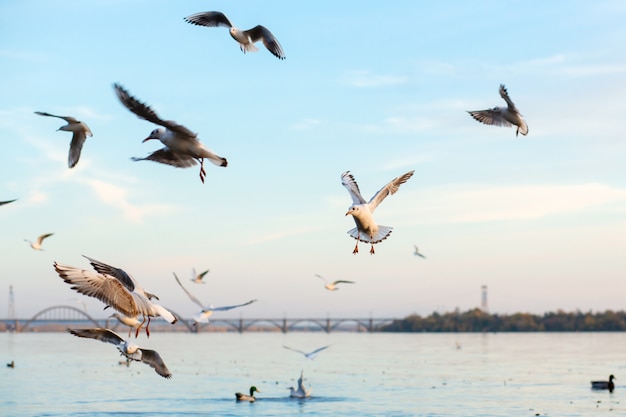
344, 70, 409, 88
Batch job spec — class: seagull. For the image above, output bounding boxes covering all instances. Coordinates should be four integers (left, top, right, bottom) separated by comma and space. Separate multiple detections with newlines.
184, 11, 285, 60
109, 313, 143, 337
235, 386, 259, 402
191, 268, 210, 284
288, 370, 312, 398
53, 256, 177, 337
315, 274, 355, 291
113, 83, 227, 184
34, 111, 93, 168
282, 345, 330, 360
342, 170, 414, 254
0, 199, 17, 206
467, 84, 528, 137
173, 273, 257, 324
6, 360, 14, 368
591, 375, 616, 393
413, 245, 426, 259
25, 233, 54, 251
67, 328, 172, 378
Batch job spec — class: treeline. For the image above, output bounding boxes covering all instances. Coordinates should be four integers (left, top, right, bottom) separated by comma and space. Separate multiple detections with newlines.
381, 308, 626, 332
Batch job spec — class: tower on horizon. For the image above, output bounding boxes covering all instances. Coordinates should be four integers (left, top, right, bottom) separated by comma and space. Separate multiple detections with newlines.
481, 285, 488, 313
8, 285, 16, 331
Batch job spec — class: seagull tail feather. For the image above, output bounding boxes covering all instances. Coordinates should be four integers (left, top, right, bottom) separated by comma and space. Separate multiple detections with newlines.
347, 226, 393, 244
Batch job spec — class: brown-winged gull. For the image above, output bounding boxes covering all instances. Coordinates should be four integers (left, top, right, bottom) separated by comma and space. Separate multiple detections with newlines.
34, 111, 93, 168
54, 256, 177, 337
67, 328, 172, 378
342, 170, 414, 254
184, 11, 285, 60
315, 274, 355, 291
25, 233, 54, 251
173, 273, 256, 324
113, 83, 227, 184
467, 84, 528, 136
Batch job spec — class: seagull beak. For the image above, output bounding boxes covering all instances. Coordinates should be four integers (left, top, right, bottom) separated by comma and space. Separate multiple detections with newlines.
142, 137, 154, 143
345, 211, 351, 216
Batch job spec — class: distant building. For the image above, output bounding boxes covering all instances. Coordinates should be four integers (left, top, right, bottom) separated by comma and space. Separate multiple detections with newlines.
481, 285, 488, 313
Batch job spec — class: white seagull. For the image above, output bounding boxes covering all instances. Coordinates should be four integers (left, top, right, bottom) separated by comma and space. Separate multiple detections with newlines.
109, 313, 143, 337
0, 199, 17, 206
288, 370, 312, 398
282, 345, 330, 360
467, 84, 528, 137
413, 245, 426, 259
67, 328, 172, 378
342, 170, 415, 254
25, 233, 54, 251
113, 83, 227, 184
35, 111, 93, 168
191, 268, 210, 284
173, 273, 257, 324
315, 274, 355, 291
184, 11, 285, 60
53, 256, 177, 337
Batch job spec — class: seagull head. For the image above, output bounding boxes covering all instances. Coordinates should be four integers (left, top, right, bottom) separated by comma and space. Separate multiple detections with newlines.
345, 206, 360, 216
144, 128, 165, 142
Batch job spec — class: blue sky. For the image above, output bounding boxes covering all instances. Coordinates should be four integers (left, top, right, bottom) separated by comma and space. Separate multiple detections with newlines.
1, 1, 626, 320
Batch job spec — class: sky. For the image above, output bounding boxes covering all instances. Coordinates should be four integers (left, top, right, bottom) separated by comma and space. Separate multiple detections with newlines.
1, 0, 626, 320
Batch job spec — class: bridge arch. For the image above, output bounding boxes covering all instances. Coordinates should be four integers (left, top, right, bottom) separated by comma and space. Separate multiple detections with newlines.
20, 305, 101, 332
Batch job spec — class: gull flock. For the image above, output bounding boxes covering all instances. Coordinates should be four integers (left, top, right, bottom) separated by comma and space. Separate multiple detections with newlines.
3, 7, 532, 399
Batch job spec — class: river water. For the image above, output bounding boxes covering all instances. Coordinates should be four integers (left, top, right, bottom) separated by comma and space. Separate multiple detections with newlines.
1, 331, 623, 416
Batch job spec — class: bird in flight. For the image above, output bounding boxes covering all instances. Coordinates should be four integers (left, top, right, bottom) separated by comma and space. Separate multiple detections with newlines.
191, 268, 210, 284
467, 84, 528, 137
282, 345, 330, 360
25, 233, 54, 251
413, 245, 426, 259
315, 274, 355, 291
35, 111, 93, 168
184, 11, 285, 60
113, 83, 227, 184
0, 199, 17, 206
67, 328, 172, 378
342, 170, 414, 254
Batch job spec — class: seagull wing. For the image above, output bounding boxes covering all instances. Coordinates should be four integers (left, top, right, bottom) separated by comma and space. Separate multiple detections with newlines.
467, 109, 513, 128
68, 129, 89, 168
333, 280, 355, 285
34, 111, 79, 124
499, 84, 518, 111
244, 25, 285, 59
368, 170, 415, 212
341, 171, 366, 205
0, 199, 17, 206
131, 149, 198, 168
183, 11, 234, 28
36, 233, 54, 246
67, 328, 125, 346
113, 83, 197, 138
205, 299, 257, 312
282, 345, 307, 356
314, 274, 328, 284
308, 345, 331, 356
83, 256, 136, 292
196, 269, 210, 281
173, 273, 205, 309
139, 348, 172, 378
54, 262, 139, 318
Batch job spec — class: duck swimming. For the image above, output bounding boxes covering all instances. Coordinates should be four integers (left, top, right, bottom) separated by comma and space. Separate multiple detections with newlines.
591, 374, 616, 392
235, 386, 259, 402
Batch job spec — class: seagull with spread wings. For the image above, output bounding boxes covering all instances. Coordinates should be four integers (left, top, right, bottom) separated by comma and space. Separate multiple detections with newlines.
113, 83, 227, 184
413, 245, 426, 259
54, 256, 177, 337
342, 170, 414, 254
467, 84, 528, 137
315, 274, 355, 291
173, 273, 257, 324
25, 233, 54, 251
282, 345, 330, 360
191, 268, 210, 284
67, 328, 172, 378
35, 111, 93, 168
184, 11, 285, 60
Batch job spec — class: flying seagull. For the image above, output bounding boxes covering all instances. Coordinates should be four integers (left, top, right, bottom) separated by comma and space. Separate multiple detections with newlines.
184, 11, 285, 60
25, 233, 54, 251
342, 170, 415, 254
467, 84, 528, 137
173, 273, 257, 324
109, 313, 143, 337
315, 274, 355, 291
113, 83, 227, 184
67, 328, 172, 378
413, 245, 426, 259
288, 370, 312, 398
191, 268, 210, 284
0, 199, 17, 206
35, 111, 93, 168
53, 256, 177, 337
282, 345, 330, 360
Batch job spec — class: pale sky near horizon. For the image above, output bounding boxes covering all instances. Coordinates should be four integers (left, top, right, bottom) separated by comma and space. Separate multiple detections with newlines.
1, 1, 626, 320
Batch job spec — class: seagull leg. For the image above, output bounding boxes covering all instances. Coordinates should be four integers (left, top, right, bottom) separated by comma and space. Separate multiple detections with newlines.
370, 244, 375, 255
198, 158, 206, 184
352, 241, 359, 254
135, 316, 147, 338
145, 316, 151, 338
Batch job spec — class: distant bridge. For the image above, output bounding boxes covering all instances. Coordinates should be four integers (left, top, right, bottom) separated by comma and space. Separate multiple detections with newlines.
3, 305, 396, 333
